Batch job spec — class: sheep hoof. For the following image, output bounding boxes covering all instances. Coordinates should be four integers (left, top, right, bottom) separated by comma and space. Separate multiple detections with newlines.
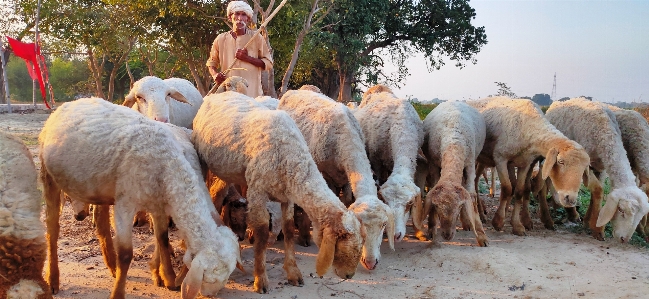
591, 231, 605, 241
166, 285, 180, 291
477, 239, 489, 247
512, 226, 526, 236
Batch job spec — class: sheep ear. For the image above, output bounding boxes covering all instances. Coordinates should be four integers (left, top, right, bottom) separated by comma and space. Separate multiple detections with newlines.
236, 245, 246, 273
315, 227, 336, 277
541, 148, 559, 180
411, 192, 425, 233
639, 197, 649, 216
596, 196, 619, 228
416, 148, 428, 164
123, 93, 137, 108
386, 206, 395, 251
582, 169, 590, 187
169, 87, 191, 105
181, 258, 204, 299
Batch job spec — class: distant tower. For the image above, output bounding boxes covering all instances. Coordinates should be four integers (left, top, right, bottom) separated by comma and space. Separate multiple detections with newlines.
551, 73, 557, 101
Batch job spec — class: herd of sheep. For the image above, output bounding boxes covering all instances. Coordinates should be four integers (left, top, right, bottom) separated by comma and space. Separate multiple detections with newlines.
1, 75, 649, 299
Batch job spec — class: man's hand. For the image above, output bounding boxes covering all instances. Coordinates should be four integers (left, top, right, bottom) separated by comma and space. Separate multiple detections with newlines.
235, 48, 250, 61
213, 72, 226, 85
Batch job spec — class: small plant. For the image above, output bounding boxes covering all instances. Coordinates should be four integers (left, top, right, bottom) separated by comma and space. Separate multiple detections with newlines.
410, 102, 437, 120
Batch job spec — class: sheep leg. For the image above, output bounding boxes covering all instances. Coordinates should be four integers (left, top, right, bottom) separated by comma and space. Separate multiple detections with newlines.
584, 174, 605, 241
110, 205, 136, 299
149, 212, 177, 290
474, 163, 488, 223
537, 180, 555, 230
464, 165, 488, 246
281, 202, 304, 286
94, 204, 117, 277
491, 161, 512, 232
295, 205, 312, 247
511, 164, 533, 236
42, 166, 61, 294
520, 166, 535, 231
462, 195, 488, 247
426, 204, 439, 242
248, 189, 271, 294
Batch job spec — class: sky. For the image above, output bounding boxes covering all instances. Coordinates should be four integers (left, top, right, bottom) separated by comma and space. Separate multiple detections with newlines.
386, 0, 649, 103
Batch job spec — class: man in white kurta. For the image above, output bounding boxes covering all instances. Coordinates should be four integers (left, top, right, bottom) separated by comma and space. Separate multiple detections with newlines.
206, 1, 273, 98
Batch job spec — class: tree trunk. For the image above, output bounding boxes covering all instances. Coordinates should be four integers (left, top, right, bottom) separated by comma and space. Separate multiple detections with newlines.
337, 63, 353, 103
185, 57, 208, 96
0, 48, 10, 104
87, 48, 106, 100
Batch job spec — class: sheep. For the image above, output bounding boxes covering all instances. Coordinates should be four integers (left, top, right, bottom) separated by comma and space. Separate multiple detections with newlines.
39, 97, 241, 299
353, 84, 424, 243
254, 96, 279, 110
123, 76, 203, 129
606, 105, 649, 238
467, 97, 591, 236
192, 90, 364, 294
420, 101, 488, 246
278, 89, 395, 271
0, 132, 52, 299
546, 98, 649, 242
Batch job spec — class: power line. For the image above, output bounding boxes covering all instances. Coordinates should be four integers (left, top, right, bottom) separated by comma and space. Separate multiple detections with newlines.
551, 72, 556, 101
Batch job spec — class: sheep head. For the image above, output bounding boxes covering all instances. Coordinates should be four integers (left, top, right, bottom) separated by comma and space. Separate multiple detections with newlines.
348, 196, 395, 270
181, 226, 241, 299
379, 173, 420, 242
123, 76, 190, 123
221, 186, 248, 242
215, 76, 249, 94
426, 181, 472, 241
596, 186, 649, 243
542, 143, 590, 207
315, 210, 363, 279
65, 193, 90, 221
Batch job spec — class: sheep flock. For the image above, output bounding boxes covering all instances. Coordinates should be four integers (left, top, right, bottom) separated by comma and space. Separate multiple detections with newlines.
2, 76, 649, 298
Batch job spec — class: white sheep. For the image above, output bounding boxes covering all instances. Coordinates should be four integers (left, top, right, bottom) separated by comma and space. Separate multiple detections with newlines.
420, 101, 488, 246
192, 90, 364, 294
353, 84, 424, 242
546, 98, 649, 242
278, 89, 395, 271
39, 97, 241, 299
123, 76, 203, 129
467, 96, 590, 236
607, 106, 649, 237
0, 132, 52, 299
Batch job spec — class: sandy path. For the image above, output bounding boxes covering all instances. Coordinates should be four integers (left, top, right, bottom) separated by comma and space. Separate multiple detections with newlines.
1, 111, 648, 299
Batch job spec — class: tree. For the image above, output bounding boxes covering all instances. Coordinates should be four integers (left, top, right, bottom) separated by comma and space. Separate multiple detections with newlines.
318, 0, 487, 102
1, 0, 35, 104
493, 81, 517, 98
531, 93, 552, 106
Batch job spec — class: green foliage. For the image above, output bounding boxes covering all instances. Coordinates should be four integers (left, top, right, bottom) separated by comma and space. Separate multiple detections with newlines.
493, 81, 516, 98
48, 57, 92, 102
6, 56, 33, 102
540, 105, 550, 114
410, 102, 437, 120
531, 93, 552, 106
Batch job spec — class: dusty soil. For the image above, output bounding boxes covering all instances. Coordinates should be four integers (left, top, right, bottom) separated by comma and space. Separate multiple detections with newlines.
2, 111, 648, 299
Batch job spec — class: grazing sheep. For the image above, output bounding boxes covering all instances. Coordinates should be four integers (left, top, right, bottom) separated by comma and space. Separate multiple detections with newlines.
353, 84, 424, 242
467, 97, 590, 236
254, 96, 279, 110
279, 89, 395, 271
420, 101, 488, 246
192, 90, 363, 293
546, 98, 649, 242
40, 97, 241, 299
0, 132, 52, 299
123, 76, 203, 129
607, 106, 649, 238
298, 84, 322, 93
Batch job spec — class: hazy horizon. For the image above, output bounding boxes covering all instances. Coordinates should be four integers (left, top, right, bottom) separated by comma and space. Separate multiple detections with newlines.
385, 0, 649, 103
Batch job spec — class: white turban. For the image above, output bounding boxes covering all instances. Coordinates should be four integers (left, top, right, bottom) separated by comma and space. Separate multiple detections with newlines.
227, 1, 254, 19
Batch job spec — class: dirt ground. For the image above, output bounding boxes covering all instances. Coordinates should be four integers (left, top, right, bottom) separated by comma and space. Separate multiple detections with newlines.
2, 111, 648, 299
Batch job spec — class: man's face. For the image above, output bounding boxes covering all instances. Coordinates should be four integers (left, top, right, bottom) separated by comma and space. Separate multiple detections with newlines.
230, 11, 249, 30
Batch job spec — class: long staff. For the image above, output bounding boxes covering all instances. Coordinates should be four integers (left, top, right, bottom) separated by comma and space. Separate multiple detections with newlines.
207, 0, 288, 95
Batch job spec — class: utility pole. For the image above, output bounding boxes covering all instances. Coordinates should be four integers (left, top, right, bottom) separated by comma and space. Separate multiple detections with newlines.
551, 72, 556, 101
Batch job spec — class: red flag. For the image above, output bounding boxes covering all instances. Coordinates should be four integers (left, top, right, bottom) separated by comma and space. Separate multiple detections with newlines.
6, 36, 51, 109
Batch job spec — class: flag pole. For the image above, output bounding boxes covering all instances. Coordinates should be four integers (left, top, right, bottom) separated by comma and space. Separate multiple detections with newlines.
32, 0, 41, 109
